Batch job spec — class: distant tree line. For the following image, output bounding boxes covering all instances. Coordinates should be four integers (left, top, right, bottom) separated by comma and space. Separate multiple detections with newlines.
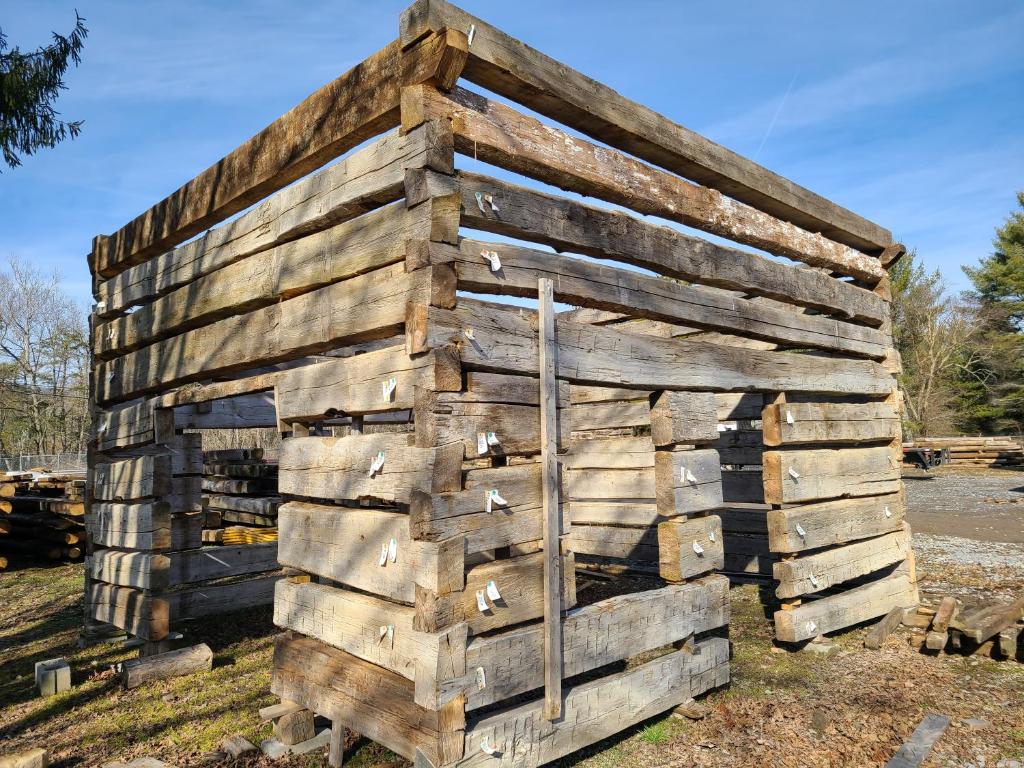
0, 257, 89, 456
895, 192, 1024, 438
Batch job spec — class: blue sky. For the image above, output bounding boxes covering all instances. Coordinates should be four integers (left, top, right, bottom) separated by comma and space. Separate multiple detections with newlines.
2, 0, 1022, 307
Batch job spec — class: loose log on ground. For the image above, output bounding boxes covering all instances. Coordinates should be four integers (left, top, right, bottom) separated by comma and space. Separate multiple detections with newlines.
121, 643, 213, 688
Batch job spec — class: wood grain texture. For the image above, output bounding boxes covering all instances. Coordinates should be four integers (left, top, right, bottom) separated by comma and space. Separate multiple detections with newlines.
94, 123, 453, 318
418, 299, 894, 396
650, 391, 719, 447
658, 516, 725, 581
655, 449, 724, 516
762, 446, 901, 504
88, 582, 169, 640
450, 173, 885, 323
400, 0, 891, 255
93, 30, 467, 277
404, 83, 887, 281
762, 401, 899, 446
766, 492, 905, 553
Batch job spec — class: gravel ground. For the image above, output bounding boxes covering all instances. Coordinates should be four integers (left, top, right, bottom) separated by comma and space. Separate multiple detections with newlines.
905, 467, 1024, 544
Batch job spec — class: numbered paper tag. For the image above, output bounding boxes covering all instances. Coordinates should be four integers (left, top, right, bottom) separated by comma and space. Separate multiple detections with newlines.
368, 451, 386, 477
476, 666, 487, 690
388, 537, 397, 563
475, 191, 487, 213
788, 466, 800, 480
486, 431, 499, 446
484, 193, 499, 212
809, 574, 819, 588
884, 506, 893, 518
680, 466, 698, 485
486, 579, 501, 602
786, 410, 794, 425
692, 540, 704, 555
795, 524, 807, 538
379, 543, 389, 566
476, 590, 489, 613
477, 432, 489, 456
381, 377, 397, 402
486, 488, 508, 513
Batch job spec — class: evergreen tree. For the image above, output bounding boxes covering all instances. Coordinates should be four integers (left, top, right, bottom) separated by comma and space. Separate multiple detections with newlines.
961, 193, 1024, 434
0, 12, 87, 169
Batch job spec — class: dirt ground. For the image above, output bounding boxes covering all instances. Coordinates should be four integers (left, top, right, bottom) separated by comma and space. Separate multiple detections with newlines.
1, 468, 1022, 768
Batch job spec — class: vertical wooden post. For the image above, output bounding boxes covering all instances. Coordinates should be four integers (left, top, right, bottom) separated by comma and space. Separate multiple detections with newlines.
329, 720, 346, 767
538, 278, 562, 721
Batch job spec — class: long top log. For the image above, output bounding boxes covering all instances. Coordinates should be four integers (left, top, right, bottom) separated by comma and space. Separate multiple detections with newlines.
91, 30, 467, 279
400, 0, 892, 256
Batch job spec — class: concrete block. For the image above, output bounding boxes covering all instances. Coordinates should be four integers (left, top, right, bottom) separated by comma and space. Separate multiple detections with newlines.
34, 659, 70, 697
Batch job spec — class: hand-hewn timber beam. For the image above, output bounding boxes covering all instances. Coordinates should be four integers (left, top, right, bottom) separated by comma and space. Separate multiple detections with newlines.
400, 0, 892, 255
92, 29, 467, 279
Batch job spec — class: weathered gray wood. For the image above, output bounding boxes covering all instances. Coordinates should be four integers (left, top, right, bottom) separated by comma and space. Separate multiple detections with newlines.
94, 399, 173, 451
655, 449, 724, 516
431, 237, 886, 358
450, 638, 730, 768
569, 502, 659, 527
96, 124, 452, 318
402, 83, 888, 284
277, 502, 464, 602
569, 400, 650, 432
712, 427, 764, 466
174, 394, 279, 430
448, 173, 885, 322
166, 574, 279, 618
410, 463, 568, 554
401, 1, 891, 256
774, 566, 918, 643
90, 544, 279, 589
925, 596, 958, 651
762, 401, 899, 446
567, 524, 658, 563
275, 344, 461, 424
774, 526, 911, 598
537, 277, 562, 721
716, 393, 766, 421
92, 31, 467, 277
566, 467, 654, 501
444, 575, 729, 711
416, 299, 893, 396
863, 607, 906, 650
763, 446, 901, 504
650, 391, 718, 447
562, 436, 654, 470
204, 494, 280, 516
121, 643, 213, 689
279, 434, 462, 504
96, 263, 452, 404
88, 582, 169, 640
767, 492, 905, 553
659, 516, 725, 581
93, 454, 172, 502
885, 713, 950, 768
95, 202, 447, 360
86, 506, 201, 551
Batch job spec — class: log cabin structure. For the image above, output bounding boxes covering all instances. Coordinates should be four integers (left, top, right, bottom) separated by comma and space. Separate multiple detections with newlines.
85, 1, 917, 764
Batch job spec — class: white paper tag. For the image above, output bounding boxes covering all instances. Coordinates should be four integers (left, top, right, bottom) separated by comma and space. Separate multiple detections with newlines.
884, 506, 892, 518
378, 625, 388, 642
475, 191, 487, 213
96, 300, 106, 309
692, 540, 704, 555
464, 328, 475, 340
386, 624, 394, 646
795, 524, 807, 538
486, 489, 508, 514
476, 590, 489, 613
481, 249, 501, 272
382, 377, 397, 402
716, 423, 727, 432
786, 410, 794, 425
484, 193, 499, 212
476, 666, 486, 690
480, 740, 500, 756
486, 579, 501, 601
467, 23, 476, 45
379, 543, 389, 566
368, 451, 386, 476
680, 466, 697, 485
388, 537, 397, 563
486, 431, 499, 446
809, 575, 819, 588
806, 621, 818, 634
709, 530, 716, 543
788, 466, 800, 480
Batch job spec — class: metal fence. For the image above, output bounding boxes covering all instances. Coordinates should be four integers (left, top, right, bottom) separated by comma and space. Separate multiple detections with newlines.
0, 453, 86, 473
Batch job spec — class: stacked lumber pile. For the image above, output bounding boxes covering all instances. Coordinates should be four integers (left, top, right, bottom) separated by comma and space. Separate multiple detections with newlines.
870, 595, 1023, 661
904, 436, 1024, 467
85, 0, 906, 760
1, 471, 87, 564
201, 448, 280, 544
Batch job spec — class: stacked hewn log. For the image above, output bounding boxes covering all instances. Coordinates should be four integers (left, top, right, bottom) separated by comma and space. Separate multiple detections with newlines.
85, 0, 908, 762
201, 448, 280, 543
904, 436, 1024, 467
1, 471, 87, 563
